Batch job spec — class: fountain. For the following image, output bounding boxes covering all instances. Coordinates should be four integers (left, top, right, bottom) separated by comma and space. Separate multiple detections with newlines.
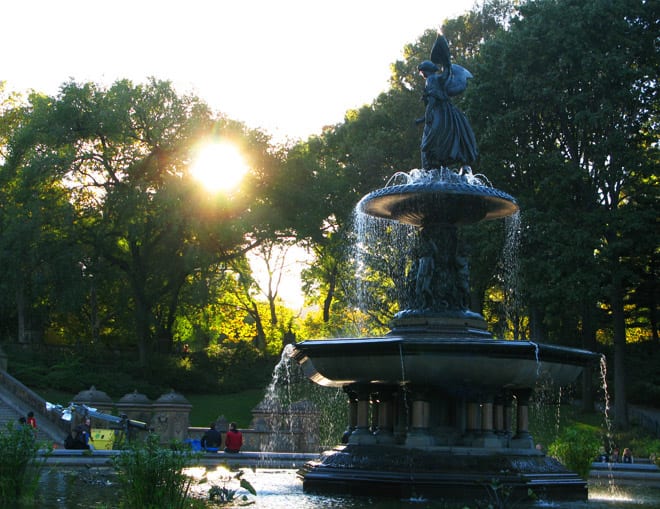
289, 33, 600, 504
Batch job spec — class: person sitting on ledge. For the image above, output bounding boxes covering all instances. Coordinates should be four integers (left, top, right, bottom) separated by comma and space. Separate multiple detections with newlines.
224, 422, 243, 453
622, 447, 634, 464
200, 422, 221, 452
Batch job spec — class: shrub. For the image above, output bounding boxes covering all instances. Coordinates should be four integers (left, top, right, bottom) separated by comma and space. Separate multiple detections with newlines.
0, 422, 49, 508
548, 423, 601, 478
112, 434, 197, 509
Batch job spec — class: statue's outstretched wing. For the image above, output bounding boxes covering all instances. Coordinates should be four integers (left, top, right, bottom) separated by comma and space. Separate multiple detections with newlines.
430, 35, 451, 70
446, 64, 473, 96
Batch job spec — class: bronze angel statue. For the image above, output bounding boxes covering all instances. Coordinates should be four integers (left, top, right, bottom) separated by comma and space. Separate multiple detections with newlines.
417, 34, 478, 170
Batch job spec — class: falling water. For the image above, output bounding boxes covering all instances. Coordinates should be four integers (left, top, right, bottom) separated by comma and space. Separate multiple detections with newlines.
599, 355, 612, 434
503, 211, 523, 339
257, 345, 298, 454
555, 386, 563, 436
256, 345, 347, 454
350, 208, 416, 326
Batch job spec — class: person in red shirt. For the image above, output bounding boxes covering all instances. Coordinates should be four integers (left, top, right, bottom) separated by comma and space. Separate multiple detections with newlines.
224, 422, 243, 453
26, 411, 37, 429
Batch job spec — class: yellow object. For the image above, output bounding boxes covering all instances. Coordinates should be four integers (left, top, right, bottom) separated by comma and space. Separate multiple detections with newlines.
91, 428, 115, 450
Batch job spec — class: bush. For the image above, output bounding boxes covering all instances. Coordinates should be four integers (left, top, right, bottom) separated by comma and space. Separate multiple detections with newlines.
112, 434, 198, 509
548, 423, 601, 478
0, 422, 48, 508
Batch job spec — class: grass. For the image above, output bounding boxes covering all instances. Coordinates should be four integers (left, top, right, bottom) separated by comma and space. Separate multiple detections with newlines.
187, 389, 265, 428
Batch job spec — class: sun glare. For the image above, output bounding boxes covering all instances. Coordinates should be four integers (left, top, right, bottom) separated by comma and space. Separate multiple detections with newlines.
190, 142, 249, 192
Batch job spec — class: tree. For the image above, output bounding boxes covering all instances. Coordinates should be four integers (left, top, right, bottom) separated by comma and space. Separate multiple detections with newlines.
467, 0, 658, 426
2, 79, 283, 365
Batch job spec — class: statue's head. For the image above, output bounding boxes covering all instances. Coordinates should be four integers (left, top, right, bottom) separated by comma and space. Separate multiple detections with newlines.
418, 60, 439, 75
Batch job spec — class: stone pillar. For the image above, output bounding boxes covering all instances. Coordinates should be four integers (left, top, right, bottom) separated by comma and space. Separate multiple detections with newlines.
493, 395, 505, 435
503, 393, 514, 439
151, 390, 192, 443
116, 390, 152, 443
405, 390, 434, 447
370, 395, 379, 433
341, 388, 358, 444
348, 386, 376, 445
374, 388, 395, 444
465, 400, 479, 438
511, 389, 534, 449
474, 395, 500, 448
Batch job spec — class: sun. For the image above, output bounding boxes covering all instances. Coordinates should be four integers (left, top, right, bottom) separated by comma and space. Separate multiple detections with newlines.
190, 141, 249, 192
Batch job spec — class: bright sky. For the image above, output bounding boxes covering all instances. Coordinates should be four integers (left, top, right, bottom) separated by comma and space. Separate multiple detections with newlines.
3, 0, 475, 142
3, 0, 476, 309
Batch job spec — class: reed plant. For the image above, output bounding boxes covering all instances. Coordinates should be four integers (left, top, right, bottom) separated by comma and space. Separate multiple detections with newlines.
0, 421, 48, 508
112, 434, 198, 509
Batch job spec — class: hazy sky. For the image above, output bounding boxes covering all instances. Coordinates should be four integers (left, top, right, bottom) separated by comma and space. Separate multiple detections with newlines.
3, 0, 475, 141
3, 0, 476, 307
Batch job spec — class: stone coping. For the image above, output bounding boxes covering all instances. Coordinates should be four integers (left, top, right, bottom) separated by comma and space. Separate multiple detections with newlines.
40, 449, 319, 469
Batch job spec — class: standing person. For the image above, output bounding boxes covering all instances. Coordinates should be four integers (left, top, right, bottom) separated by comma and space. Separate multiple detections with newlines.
78, 417, 94, 449
224, 422, 243, 453
200, 422, 221, 451
26, 411, 37, 429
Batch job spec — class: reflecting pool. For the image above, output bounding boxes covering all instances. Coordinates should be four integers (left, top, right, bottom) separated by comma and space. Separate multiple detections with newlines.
36, 468, 660, 508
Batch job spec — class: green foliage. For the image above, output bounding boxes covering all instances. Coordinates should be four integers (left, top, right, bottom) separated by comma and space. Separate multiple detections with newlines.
6, 343, 276, 401
0, 422, 48, 508
548, 423, 601, 478
112, 434, 197, 509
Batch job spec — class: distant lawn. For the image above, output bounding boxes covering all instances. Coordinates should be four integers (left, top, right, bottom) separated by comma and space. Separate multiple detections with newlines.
187, 389, 265, 428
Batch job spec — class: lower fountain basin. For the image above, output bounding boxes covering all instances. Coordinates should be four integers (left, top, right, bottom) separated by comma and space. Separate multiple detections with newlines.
290, 337, 599, 390
300, 444, 589, 502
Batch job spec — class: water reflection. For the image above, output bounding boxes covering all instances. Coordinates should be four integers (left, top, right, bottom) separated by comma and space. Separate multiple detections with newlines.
37, 468, 660, 508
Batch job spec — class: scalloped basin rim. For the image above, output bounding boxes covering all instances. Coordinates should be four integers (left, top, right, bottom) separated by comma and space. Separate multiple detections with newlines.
357, 182, 520, 225
289, 338, 600, 389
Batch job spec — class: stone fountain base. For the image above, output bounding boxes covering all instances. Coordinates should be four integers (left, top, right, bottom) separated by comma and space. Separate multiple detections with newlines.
300, 444, 588, 503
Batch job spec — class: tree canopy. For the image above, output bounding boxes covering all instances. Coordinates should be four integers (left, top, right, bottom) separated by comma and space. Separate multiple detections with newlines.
0, 0, 656, 421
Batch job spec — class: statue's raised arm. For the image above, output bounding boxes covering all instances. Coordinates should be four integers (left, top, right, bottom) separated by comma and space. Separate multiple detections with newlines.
417, 34, 478, 171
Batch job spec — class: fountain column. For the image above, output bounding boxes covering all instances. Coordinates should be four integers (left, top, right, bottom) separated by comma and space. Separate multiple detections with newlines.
374, 387, 396, 444
465, 397, 480, 443
503, 392, 514, 440
474, 394, 500, 448
349, 385, 377, 445
406, 389, 434, 447
511, 389, 534, 448
342, 387, 358, 442
494, 395, 505, 435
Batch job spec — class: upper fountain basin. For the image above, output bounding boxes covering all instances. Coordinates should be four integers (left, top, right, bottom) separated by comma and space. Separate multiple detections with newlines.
357, 181, 519, 226
290, 336, 600, 391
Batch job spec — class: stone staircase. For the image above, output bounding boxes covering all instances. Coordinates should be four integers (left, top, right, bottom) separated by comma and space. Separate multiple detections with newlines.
0, 370, 67, 446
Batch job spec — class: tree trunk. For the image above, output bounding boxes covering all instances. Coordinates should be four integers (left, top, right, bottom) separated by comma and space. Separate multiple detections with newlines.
251, 301, 267, 352
134, 297, 151, 367
528, 306, 546, 342
323, 267, 338, 323
612, 274, 628, 429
